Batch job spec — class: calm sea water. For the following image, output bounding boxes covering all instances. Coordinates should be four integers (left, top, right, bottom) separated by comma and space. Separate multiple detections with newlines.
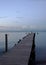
36, 32, 46, 61
0, 32, 28, 54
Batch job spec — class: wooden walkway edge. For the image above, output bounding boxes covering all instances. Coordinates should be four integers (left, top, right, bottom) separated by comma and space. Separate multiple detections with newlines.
0, 33, 35, 65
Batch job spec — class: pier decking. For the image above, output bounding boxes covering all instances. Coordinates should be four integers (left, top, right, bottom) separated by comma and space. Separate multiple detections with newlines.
0, 33, 35, 65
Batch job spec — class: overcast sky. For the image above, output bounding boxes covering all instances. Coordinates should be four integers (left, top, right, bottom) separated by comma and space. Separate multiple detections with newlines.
0, 0, 46, 31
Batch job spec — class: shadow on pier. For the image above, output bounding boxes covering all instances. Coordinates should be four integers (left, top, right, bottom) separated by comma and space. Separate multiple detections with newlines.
28, 33, 36, 65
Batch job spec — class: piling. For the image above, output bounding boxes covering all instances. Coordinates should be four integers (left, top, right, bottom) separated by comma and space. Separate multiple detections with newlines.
5, 34, 8, 52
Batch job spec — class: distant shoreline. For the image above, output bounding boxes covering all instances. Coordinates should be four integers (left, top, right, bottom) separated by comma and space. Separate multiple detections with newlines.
0, 30, 46, 32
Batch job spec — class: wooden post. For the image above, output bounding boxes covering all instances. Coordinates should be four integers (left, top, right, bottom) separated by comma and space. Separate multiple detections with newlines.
5, 34, 8, 52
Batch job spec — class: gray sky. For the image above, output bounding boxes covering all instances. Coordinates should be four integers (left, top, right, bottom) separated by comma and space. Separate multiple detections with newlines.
0, 0, 46, 31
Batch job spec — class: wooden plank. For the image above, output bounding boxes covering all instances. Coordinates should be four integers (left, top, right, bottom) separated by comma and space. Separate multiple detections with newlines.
0, 33, 34, 65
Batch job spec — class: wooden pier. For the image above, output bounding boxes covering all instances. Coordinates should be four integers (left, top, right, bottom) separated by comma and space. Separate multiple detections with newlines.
0, 33, 35, 65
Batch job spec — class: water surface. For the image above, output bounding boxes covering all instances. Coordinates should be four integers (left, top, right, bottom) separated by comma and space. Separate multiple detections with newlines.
36, 32, 46, 61
0, 32, 28, 54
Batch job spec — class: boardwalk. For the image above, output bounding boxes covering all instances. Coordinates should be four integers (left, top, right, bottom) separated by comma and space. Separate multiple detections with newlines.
0, 33, 35, 65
